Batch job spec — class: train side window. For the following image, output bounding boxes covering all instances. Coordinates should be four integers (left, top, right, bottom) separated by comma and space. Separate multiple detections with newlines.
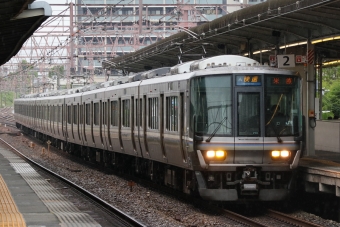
111, 101, 118, 126
122, 99, 130, 127
67, 105, 72, 124
103, 101, 107, 125
166, 96, 178, 131
135, 98, 142, 127
59, 104, 65, 122
51, 106, 54, 122
59, 105, 62, 123
73, 104, 78, 124
48, 105, 50, 121
86, 103, 91, 125
79, 104, 83, 124
43, 106, 45, 120
148, 97, 158, 129
94, 102, 99, 125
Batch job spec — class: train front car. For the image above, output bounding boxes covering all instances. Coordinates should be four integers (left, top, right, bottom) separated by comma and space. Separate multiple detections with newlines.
188, 56, 303, 201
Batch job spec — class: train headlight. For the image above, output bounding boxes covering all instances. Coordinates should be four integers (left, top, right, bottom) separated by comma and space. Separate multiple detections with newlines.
271, 150, 280, 158
271, 150, 291, 160
280, 150, 290, 158
205, 150, 227, 161
206, 150, 216, 158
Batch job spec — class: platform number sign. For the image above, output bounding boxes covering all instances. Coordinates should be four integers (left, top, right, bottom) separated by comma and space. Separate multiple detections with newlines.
277, 54, 295, 68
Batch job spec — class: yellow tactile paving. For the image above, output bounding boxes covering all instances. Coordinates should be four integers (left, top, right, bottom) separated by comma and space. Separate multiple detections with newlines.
0, 175, 26, 227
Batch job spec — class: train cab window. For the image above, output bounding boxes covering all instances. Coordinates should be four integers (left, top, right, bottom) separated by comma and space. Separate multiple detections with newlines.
73, 105, 78, 124
94, 102, 99, 125
190, 75, 232, 136
264, 75, 301, 137
111, 101, 118, 126
148, 97, 158, 129
166, 96, 178, 131
237, 92, 260, 136
122, 99, 130, 127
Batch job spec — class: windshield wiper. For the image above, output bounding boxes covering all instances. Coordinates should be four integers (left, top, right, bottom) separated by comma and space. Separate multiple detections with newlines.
205, 117, 227, 142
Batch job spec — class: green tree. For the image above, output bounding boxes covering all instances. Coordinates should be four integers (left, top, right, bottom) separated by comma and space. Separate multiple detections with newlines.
323, 80, 340, 118
0, 92, 15, 107
48, 65, 64, 78
322, 66, 340, 88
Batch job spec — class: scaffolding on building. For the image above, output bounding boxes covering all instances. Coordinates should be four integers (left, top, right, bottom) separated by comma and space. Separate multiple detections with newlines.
0, 0, 249, 94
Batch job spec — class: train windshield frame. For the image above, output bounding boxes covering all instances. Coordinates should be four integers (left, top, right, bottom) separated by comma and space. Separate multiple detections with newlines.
190, 74, 233, 137
190, 73, 301, 138
264, 74, 301, 137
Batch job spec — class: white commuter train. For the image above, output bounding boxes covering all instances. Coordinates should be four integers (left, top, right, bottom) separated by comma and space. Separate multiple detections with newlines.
14, 55, 304, 201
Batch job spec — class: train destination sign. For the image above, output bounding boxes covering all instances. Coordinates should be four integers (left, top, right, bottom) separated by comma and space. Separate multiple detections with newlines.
236, 75, 262, 86
269, 77, 295, 86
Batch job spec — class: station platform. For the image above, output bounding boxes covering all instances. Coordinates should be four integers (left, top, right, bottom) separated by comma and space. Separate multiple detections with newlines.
299, 150, 340, 197
0, 147, 100, 227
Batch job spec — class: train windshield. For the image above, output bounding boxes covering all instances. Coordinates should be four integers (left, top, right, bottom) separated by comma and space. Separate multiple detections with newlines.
190, 73, 301, 138
190, 75, 233, 137
264, 75, 301, 137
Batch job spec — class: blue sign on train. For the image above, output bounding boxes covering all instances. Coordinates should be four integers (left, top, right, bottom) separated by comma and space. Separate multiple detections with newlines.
236, 75, 262, 86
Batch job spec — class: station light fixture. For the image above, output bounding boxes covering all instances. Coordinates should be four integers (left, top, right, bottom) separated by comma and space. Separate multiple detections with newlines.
247, 41, 308, 56
252, 49, 271, 55
312, 35, 340, 44
323, 60, 340, 66
279, 41, 307, 49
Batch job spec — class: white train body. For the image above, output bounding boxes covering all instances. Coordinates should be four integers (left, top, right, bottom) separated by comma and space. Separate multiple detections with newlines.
14, 55, 303, 201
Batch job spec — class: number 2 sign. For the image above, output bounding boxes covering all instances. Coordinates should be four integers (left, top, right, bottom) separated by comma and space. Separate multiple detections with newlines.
277, 54, 295, 68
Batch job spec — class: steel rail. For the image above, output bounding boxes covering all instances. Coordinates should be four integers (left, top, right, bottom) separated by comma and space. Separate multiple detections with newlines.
0, 137, 146, 227
266, 209, 323, 227
223, 209, 267, 227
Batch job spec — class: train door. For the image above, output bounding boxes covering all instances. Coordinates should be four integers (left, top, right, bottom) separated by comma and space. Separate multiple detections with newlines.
234, 86, 264, 164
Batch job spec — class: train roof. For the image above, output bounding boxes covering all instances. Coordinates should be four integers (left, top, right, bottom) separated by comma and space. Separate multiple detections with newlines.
17, 55, 299, 100
190, 55, 260, 72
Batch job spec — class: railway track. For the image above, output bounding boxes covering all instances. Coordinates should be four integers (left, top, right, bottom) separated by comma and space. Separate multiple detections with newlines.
0, 107, 16, 128
0, 136, 146, 227
1, 108, 333, 227
265, 209, 323, 227
223, 208, 324, 227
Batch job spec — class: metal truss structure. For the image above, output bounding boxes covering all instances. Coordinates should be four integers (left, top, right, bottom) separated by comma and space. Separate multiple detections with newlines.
0, 0, 248, 95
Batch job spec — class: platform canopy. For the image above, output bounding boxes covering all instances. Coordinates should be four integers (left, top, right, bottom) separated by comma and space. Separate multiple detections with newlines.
105, 0, 340, 73
0, 0, 51, 66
